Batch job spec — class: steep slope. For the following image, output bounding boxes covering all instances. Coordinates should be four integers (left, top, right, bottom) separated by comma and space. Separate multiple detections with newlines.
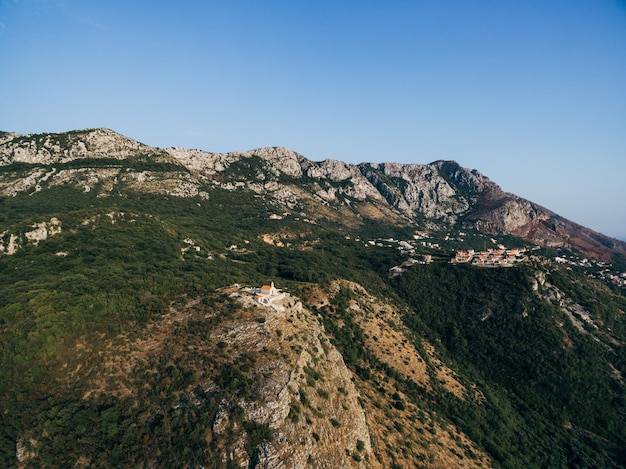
462, 183, 625, 262
299, 281, 492, 468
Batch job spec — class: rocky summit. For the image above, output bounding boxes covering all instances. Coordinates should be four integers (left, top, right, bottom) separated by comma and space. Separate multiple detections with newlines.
1, 128, 625, 468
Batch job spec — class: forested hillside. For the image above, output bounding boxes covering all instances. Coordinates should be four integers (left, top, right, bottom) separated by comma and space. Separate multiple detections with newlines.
1, 130, 625, 468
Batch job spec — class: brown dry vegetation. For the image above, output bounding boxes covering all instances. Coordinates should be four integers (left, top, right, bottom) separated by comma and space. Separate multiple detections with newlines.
301, 280, 491, 468
78, 281, 489, 468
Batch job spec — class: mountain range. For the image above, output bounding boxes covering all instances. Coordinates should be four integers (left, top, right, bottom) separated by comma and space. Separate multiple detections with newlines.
1, 128, 625, 468
1, 128, 624, 262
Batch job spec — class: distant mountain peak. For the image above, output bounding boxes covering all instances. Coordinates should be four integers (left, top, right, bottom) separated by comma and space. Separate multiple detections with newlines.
0, 127, 153, 165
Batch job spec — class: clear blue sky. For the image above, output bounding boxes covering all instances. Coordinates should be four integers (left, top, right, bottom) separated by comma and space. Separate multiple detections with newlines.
1, 1, 625, 240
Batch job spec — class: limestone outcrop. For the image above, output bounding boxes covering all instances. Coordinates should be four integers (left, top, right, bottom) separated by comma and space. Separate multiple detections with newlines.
209, 289, 375, 468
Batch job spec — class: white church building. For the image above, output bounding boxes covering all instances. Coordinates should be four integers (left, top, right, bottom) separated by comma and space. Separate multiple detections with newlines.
255, 281, 285, 306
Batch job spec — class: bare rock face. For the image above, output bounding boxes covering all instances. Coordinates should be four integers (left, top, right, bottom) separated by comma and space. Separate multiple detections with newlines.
306, 159, 354, 181
250, 147, 304, 178
0, 232, 19, 255
24, 218, 62, 245
210, 291, 375, 469
304, 159, 386, 203
0, 128, 151, 165
357, 162, 462, 222
165, 146, 305, 178
1, 218, 61, 254
388, 161, 467, 218
0, 131, 20, 146
466, 191, 551, 234
165, 147, 241, 174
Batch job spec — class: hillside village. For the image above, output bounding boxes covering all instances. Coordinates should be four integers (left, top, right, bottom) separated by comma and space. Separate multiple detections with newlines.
175, 224, 625, 289
554, 254, 626, 288
451, 247, 527, 267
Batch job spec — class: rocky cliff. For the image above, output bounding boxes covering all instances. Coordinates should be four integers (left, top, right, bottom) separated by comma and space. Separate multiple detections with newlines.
207, 288, 375, 468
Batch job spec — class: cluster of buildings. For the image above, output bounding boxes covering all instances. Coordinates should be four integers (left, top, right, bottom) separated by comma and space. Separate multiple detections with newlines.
358, 236, 440, 255
599, 270, 626, 287
388, 255, 433, 277
553, 255, 626, 288
180, 238, 201, 256
451, 247, 527, 267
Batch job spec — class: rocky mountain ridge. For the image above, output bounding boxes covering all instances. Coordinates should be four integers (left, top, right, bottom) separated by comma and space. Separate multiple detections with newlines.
1, 128, 624, 261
